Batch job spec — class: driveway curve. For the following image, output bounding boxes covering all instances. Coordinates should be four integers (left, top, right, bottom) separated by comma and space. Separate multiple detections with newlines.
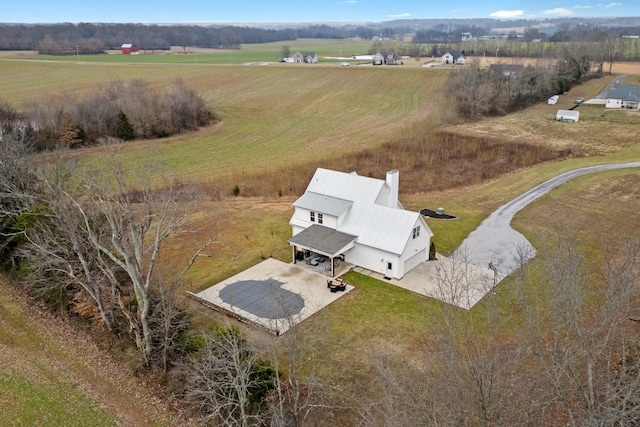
455, 162, 640, 278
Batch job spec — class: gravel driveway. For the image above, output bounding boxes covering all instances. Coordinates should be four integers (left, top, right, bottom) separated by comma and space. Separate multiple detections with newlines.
455, 162, 640, 279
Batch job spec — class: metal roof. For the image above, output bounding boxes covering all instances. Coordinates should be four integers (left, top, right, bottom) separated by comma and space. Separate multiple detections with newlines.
291, 168, 433, 256
607, 84, 640, 102
305, 168, 385, 205
293, 191, 353, 217
288, 225, 357, 256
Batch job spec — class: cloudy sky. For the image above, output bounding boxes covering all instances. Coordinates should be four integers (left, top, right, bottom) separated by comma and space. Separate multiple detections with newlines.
2, 1, 636, 23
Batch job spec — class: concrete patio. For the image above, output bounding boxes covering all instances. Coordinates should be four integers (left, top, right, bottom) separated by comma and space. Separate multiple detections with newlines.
190, 258, 353, 335
191, 253, 496, 337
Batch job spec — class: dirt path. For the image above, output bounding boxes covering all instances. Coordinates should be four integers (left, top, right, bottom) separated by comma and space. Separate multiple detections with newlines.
0, 277, 194, 426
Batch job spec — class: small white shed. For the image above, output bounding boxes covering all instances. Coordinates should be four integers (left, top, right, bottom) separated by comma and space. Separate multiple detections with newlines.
548, 95, 559, 105
555, 109, 579, 123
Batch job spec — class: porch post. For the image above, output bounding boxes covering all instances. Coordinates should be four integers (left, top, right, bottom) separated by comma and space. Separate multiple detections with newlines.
292, 245, 296, 264
331, 256, 335, 277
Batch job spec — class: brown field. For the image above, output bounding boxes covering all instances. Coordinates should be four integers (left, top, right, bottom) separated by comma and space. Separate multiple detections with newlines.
2, 55, 640, 425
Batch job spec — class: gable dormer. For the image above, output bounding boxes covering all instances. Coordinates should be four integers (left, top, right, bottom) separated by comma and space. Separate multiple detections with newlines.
292, 191, 353, 229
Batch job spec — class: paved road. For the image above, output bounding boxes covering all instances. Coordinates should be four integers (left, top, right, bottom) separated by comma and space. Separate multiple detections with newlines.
455, 162, 640, 278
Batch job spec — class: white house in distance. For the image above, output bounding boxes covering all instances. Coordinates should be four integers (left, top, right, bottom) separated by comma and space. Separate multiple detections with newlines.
441, 50, 466, 65
292, 51, 318, 63
288, 168, 433, 280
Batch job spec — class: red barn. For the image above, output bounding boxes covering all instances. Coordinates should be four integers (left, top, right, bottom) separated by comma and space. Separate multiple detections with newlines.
121, 43, 139, 55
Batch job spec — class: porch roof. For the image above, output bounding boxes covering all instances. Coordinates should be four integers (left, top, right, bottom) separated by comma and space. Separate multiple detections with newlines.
288, 225, 357, 257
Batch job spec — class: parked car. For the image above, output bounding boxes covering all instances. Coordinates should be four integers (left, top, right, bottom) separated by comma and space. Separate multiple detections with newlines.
575, 97, 584, 104
340, 62, 350, 67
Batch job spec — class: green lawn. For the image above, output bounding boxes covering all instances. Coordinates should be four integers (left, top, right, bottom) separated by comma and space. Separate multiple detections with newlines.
16, 38, 374, 65
0, 284, 116, 426
0, 375, 114, 427
0, 60, 450, 191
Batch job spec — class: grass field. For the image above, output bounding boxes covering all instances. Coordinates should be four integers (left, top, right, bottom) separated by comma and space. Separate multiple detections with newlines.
1, 50, 640, 424
0, 277, 192, 426
9, 38, 374, 65
0, 59, 453, 191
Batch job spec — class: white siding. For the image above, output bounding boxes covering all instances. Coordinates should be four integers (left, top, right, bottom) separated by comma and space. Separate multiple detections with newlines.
345, 245, 400, 278
403, 249, 426, 275
398, 218, 430, 276
291, 207, 337, 229
606, 99, 622, 109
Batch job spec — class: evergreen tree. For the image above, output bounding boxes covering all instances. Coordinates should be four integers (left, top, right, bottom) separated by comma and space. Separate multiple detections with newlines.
115, 111, 135, 141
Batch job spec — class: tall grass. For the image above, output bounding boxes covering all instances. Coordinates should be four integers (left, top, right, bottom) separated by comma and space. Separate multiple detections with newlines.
206, 130, 578, 198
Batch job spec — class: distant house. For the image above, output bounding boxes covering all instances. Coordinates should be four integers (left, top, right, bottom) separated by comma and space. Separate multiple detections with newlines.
289, 168, 433, 280
461, 32, 473, 41
383, 52, 403, 65
121, 43, 139, 55
489, 64, 524, 78
442, 50, 466, 65
292, 51, 318, 64
372, 53, 384, 65
555, 109, 579, 122
604, 83, 640, 110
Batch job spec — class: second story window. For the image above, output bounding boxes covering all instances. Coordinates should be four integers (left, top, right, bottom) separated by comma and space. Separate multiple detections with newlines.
318, 213, 323, 224
310, 211, 315, 222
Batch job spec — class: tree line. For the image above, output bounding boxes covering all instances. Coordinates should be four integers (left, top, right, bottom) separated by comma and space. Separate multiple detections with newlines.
1, 79, 217, 151
0, 22, 375, 53
446, 44, 610, 120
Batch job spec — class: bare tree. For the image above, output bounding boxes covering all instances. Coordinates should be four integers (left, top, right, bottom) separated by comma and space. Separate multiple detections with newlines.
356, 345, 435, 427
20, 154, 210, 364
517, 233, 640, 425
20, 160, 117, 330
424, 249, 493, 309
447, 63, 500, 119
265, 302, 332, 427
148, 276, 192, 372
180, 328, 276, 427
0, 126, 38, 268
603, 32, 620, 74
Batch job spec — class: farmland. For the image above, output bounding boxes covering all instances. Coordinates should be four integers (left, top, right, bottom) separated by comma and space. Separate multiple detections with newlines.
2, 45, 640, 425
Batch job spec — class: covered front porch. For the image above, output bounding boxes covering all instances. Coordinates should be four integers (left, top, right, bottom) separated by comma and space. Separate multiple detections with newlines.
288, 225, 357, 277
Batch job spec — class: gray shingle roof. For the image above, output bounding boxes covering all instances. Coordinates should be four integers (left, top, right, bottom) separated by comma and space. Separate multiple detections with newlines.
607, 84, 640, 102
293, 192, 353, 217
288, 224, 357, 256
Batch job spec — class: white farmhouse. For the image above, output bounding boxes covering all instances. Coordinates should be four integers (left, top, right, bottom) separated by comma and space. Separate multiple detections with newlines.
289, 168, 433, 279
441, 50, 466, 65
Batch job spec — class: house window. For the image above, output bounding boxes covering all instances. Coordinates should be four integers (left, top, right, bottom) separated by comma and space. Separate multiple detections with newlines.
412, 226, 420, 239
310, 211, 315, 222
318, 213, 323, 224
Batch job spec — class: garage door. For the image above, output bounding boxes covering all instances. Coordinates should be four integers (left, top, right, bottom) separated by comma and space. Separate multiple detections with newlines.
404, 249, 426, 275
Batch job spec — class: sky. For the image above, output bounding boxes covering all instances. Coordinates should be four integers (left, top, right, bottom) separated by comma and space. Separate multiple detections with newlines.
2, 1, 639, 24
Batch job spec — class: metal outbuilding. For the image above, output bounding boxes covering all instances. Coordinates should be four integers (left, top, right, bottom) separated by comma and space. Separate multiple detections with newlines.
555, 109, 579, 123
